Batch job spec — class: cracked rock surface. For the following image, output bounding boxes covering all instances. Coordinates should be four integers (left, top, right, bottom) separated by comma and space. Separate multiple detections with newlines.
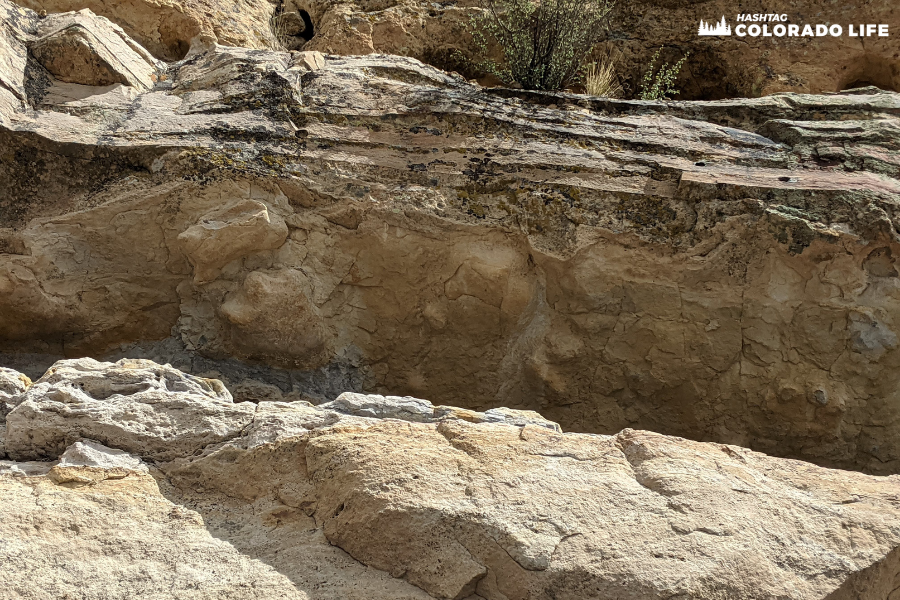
2, 359, 900, 599
1, 0, 900, 474
14, 0, 896, 99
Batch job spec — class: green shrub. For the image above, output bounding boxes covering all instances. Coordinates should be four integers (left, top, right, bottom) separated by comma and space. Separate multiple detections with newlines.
638, 49, 689, 101
469, 0, 615, 91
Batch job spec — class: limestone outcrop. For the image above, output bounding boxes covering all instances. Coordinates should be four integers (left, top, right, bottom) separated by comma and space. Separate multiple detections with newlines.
2, 359, 900, 599
4, 358, 253, 461
1, 0, 900, 474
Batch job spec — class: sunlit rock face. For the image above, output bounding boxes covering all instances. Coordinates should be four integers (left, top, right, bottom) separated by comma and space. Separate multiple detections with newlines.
2, 359, 900, 599
1, 0, 900, 477
10, 0, 900, 97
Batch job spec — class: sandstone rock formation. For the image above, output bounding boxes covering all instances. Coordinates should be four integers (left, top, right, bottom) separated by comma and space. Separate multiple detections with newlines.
13, 0, 278, 60
13, 0, 899, 97
1, 0, 900, 474
28, 8, 163, 90
292, 0, 900, 97
2, 359, 900, 599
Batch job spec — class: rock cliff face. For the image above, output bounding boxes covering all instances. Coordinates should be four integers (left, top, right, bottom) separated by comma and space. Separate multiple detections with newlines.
11, 0, 899, 97
1, 0, 900, 474
2, 359, 900, 599
3, 3, 900, 595
294, 0, 900, 98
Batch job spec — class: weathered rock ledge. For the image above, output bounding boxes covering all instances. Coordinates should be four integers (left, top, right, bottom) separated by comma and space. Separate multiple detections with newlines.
2, 358, 900, 599
1, 0, 899, 476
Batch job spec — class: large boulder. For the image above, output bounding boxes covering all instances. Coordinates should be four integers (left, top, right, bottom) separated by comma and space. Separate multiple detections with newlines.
305, 421, 900, 599
29, 8, 162, 90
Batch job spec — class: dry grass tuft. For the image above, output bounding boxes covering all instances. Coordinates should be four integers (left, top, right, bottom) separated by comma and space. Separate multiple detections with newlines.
268, 12, 290, 52
584, 54, 622, 98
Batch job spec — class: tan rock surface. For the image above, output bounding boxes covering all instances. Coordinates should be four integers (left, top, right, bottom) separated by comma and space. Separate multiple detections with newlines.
2, 360, 900, 599
11, 0, 897, 97
1, 3, 899, 473
14, 0, 278, 60
29, 8, 162, 89
0, 471, 314, 599
178, 199, 289, 284
305, 420, 900, 599
0, 366, 30, 457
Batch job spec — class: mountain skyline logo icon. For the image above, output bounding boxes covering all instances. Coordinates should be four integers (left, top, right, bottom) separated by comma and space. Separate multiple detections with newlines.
698, 17, 732, 35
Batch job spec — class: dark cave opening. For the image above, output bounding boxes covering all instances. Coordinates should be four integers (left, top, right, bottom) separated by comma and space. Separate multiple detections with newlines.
273, 5, 316, 50
297, 10, 314, 42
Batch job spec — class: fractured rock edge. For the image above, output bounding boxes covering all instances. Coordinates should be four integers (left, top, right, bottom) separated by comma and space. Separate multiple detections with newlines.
1, 0, 899, 477
1, 357, 900, 600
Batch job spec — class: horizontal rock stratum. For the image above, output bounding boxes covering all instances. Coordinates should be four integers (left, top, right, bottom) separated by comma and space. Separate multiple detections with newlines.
1, 358, 899, 599
2, 0, 900, 474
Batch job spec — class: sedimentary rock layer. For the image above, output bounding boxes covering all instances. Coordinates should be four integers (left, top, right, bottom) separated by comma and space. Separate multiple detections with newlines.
11, 0, 900, 97
1, 1, 899, 473
2, 359, 900, 599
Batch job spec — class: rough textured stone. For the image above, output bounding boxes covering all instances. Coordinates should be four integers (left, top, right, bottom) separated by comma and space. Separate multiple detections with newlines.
0, 470, 316, 599
2, 0, 900, 592
290, 50, 324, 72
58, 438, 148, 471
0, 367, 30, 458
323, 392, 562, 431
3, 358, 255, 461
4, 360, 900, 599
163, 389, 562, 503
14, 0, 277, 60
1, 2, 900, 476
0, 367, 30, 397
305, 420, 900, 599
29, 9, 162, 89
178, 199, 289, 284
50, 439, 149, 483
